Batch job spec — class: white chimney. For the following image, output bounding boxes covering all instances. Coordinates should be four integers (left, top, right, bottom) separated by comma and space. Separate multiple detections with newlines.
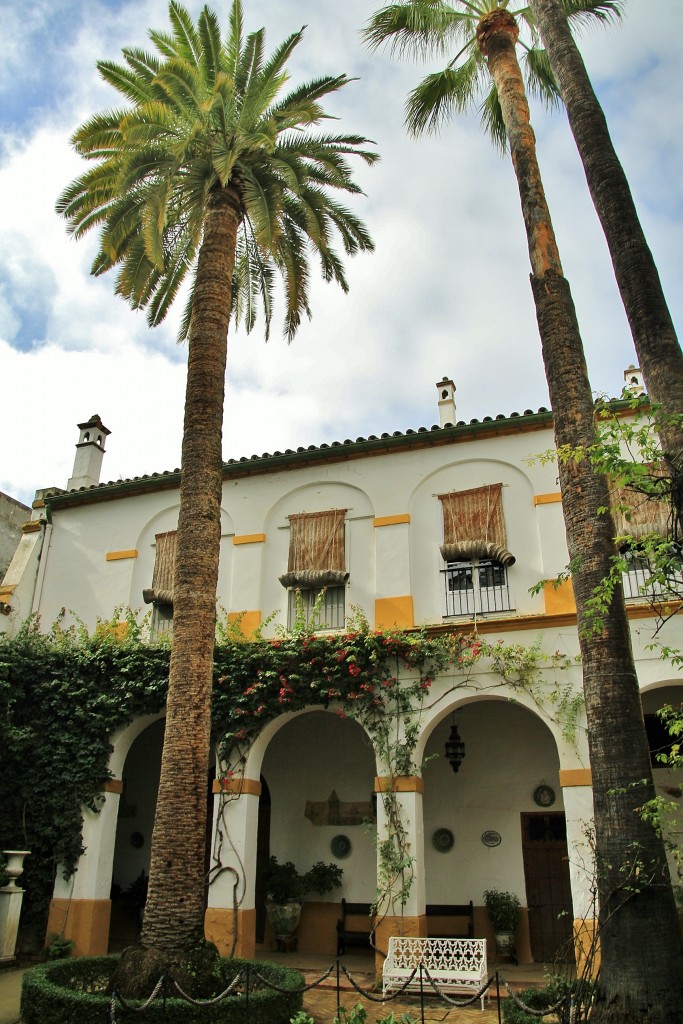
436, 377, 456, 427
67, 414, 111, 490
623, 365, 645, 398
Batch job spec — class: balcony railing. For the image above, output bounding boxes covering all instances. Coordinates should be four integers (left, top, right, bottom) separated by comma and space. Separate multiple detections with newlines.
442, 559, 513, 618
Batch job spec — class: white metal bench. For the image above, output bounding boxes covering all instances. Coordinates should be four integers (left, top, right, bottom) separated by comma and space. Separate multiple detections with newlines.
382, 936, 489, 1010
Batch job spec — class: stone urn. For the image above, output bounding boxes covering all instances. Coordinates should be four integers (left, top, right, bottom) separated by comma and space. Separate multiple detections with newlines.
2, 851, 30, 891
266, 899, 303, 941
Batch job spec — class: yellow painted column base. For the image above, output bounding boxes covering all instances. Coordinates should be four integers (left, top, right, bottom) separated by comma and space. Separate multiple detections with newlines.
46, 898, 111, 957
373, 915, 422, 975
574, 918, 599, 977
204, 907, 256, 959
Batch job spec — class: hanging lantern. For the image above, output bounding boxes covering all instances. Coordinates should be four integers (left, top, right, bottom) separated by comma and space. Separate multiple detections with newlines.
445, 720, 466, 774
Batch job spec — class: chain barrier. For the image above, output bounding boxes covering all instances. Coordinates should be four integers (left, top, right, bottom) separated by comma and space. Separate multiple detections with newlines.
341, 962, 418, 1002
107, 958, 575, 1023
421, 964, 494, 1008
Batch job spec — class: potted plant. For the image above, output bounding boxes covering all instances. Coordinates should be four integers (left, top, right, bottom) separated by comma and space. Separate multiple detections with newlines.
483, 888, 521, 959
265, 857, 343, 942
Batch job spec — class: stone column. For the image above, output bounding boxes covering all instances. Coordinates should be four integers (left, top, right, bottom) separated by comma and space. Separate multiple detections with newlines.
559, 768, 598, 973
205, 777, 261, 958
373, 775, 426, 972
45, 781, 122, 956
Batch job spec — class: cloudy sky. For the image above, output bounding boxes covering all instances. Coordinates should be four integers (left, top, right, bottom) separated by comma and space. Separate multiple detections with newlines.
1, 0, 681, 507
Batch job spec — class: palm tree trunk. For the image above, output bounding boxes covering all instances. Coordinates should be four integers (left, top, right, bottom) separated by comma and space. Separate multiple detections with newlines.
140, 184, 243, 953
527, 0, 683, 480
477, 11, 683, 1021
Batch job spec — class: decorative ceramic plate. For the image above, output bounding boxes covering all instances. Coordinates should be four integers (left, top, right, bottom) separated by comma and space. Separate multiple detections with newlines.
481, 830, 502, 848
432, 828, 455, 853
533, 784, 556, 808
331, 834, 351, 858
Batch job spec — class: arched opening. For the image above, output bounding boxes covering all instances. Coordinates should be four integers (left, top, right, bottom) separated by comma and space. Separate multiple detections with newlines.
256, 710, 376, 955
109, 718, 215, 951
423, 699, 571, 963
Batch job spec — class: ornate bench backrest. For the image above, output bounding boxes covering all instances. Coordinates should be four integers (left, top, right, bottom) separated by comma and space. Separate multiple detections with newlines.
387, 937, 487, 973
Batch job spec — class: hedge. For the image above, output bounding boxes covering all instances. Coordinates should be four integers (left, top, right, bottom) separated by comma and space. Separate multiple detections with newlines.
20, 955, 305, 1024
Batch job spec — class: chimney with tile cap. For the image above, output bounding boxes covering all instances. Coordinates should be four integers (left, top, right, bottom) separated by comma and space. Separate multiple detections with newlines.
67, 414, 111, 490
436, 377, 456, 427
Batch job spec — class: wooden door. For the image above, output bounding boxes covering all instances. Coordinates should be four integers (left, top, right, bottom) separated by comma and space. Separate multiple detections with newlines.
521, 813, 574, 963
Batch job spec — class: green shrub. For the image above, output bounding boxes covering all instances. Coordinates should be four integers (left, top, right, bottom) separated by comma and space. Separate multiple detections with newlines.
502, 985, 559, 1024
21, 954, 304, 1024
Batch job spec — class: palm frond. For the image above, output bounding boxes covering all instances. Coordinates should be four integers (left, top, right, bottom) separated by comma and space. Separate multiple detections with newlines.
479, 82, 507, 152
364, 0, 473, 60
406, 55, 483, 134
168, 1, 202, 63
198, 6, 223, 88
97, 60, 156, 105
121, 46, 162, 82
145, 229, 196, 326
58, 0, 374, 337
225, 0, 245, 78
523, 45, 562, 108
274, 217, 312, 342
562, 0, 625, 27
153, 57, 206, 113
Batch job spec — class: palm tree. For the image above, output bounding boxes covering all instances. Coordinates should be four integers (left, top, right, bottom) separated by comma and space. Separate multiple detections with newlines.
365, 3, 683, 1019
57, 0, 376, 963
527, 0, 683, 497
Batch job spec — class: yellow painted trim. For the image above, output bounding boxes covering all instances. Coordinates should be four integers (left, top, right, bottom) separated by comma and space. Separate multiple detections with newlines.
227, 610, 261, 637
559, 768, 592, 788
627, 600, 683, 620
233, 533, 266, 545
205, 907, 255, 959
375, 775, 425, 794
22, 520, 41, 533
574, 918, 600, 977
213, 777, 262, 796
534, 492, 562, 505
543, 579, 576, 615
106, 549, 138, 561
46, 898, 111, 957
374, 514, 411, 528
102, 779, 124, 794
374, 595, 414, 630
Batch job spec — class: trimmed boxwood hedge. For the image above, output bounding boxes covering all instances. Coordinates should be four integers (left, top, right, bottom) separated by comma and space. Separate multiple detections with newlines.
21, 954, 305, 1024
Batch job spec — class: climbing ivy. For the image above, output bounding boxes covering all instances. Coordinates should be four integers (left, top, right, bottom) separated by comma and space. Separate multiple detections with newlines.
0, 606, 577, 945
0, 612, 169, 940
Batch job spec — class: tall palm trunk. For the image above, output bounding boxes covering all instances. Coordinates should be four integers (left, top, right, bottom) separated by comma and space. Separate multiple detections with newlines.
527, 0, 683, 481
477, 10, 683, 1021
140, 184, 244, 952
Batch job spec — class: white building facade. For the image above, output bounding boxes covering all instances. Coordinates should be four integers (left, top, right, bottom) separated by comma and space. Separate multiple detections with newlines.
2, 384, 681, 967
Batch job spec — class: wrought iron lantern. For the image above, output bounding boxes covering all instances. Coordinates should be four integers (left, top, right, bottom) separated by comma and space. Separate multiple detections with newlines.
445, 717, 466, 773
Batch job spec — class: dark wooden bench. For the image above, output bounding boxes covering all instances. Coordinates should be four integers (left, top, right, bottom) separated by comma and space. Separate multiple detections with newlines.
426, 901, 474, 939
336, 899, 373, 955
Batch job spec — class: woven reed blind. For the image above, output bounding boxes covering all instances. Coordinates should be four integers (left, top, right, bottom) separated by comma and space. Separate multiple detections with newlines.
438, 483, 515, 566
142, 531, 177, 606
279, 509, 349, 588
610, 479, 670, 542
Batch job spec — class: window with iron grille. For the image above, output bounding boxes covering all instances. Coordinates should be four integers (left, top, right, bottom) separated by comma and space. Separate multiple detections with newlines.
621, 547, 683, 601
442, 558, 513, 618
287, 585, 345, 630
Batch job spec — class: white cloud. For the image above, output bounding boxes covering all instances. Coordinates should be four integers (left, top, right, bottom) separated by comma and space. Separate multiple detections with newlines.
0, 0, 680, 505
